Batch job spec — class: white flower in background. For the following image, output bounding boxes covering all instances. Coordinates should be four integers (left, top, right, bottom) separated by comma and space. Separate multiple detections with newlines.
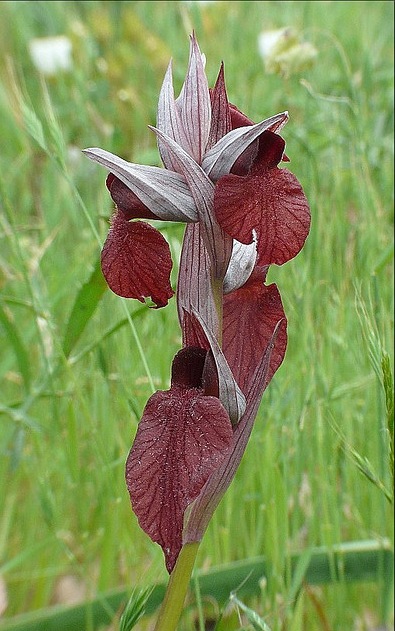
258, 27, 317, 78
29, 36, 73, 76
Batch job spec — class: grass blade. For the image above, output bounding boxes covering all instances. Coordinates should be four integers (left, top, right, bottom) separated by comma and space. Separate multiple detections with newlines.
1, 540, 392, 631
382, 352, 394, 489
0, 303, 31, 393
68, 307, 146, 365
229, 593, 272, 631
62, 258, 107, 358
119, 588, 152, 631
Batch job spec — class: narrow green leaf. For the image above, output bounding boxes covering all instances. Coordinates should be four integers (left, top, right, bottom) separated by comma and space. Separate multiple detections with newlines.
68, 317, 129, 364
374, 241, 394, 274
62, 258, 107, 358
0, 590, 132, 631
287, 547, 313, 604
1, 540, 392, 631
68, 308, 146, 365
0, 303, 31, 393
119, 588, 152, 631
382, 352, 394, 487
0, 537, 56, 575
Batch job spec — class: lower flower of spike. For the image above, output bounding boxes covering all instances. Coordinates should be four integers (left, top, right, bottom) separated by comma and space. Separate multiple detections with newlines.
125, 347, 234, 572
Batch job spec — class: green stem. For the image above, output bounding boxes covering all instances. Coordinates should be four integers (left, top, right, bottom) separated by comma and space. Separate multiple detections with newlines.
153, 542, 200, 631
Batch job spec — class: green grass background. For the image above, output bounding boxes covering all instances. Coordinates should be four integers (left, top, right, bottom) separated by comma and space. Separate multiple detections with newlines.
0, 1, 393, 629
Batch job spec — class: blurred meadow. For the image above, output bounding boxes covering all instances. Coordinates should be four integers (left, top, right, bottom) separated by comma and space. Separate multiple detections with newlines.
0, 1, 393, 630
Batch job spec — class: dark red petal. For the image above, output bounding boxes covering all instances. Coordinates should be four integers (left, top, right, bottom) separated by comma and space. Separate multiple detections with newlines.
223, 270, 287, 394
106, 174, 160, 220
214, 162, 310, 267
208, 63, 232, 149
101, 210, 174, 307
255, 130, 286, 169
228, 105, 258, 176
125, 383, 233, 572
229, 111, 290, 175
181, 308, 211, 351
178, 313, 221, 400
183, 317, 283, 544
229, 103, 254, 129
171, 347, 207, 388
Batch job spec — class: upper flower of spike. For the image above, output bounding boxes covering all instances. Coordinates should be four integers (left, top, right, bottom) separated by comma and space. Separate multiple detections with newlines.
83, 34, 308, 307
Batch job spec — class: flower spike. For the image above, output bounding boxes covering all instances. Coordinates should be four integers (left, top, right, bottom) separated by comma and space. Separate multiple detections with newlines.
82, 33, 310, 591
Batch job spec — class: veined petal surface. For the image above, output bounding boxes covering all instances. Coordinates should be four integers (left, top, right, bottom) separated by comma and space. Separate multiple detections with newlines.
177, 224, 219, 341
214, 131, 311, 266
183, 319, 284, 543
157, 60, 192, 170
188, 309, 246, 424
207, 63, 232, 149
150, 127, 232, 280
175, 34, 211, 163
101, 211, 174, 307
223, 269, 287, 392
83, 148, 198, 222
202, 111, 288, 181
106, 174, 159, 220
125, 347, 233, 572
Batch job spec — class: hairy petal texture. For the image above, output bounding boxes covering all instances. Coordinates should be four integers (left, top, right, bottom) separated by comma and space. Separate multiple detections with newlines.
184, 321, 284, 543
214, 131, 310, 266
223, 269, 287, 393
101, 211, 174, 307
126, 348, 233, 573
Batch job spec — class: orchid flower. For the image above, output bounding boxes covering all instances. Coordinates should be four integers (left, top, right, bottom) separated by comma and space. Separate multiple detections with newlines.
83, 33, 310, 630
